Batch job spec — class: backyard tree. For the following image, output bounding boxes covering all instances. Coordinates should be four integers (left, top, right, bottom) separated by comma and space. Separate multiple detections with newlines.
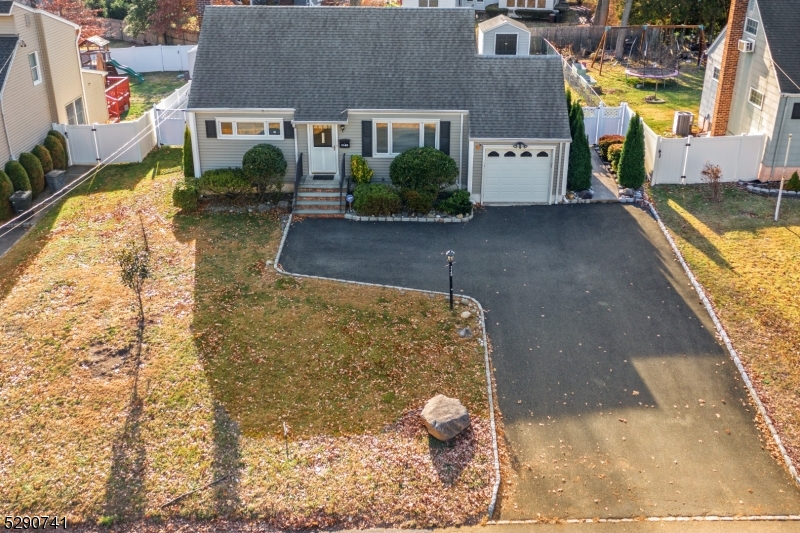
38, 0, 106, 39
183, 127, 194, 179
617, 113, 646, 189
116, 234, 151, 324
567, 103, 593, 192
700, 162, 724, 203
243, 144, 287, 201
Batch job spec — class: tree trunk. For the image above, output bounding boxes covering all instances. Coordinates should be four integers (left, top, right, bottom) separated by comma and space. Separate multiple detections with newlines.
594, 0, 610, 26
614, 0, 634, 60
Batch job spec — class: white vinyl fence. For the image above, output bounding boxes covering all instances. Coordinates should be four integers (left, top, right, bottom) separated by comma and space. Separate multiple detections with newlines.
53, 112, 158, 165
584, 104, 766, 184
109, 45, 195, 73
154, 83, 190, 146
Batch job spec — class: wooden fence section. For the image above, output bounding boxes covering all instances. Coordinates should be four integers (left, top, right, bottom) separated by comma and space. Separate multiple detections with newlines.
101, 18, 199, 46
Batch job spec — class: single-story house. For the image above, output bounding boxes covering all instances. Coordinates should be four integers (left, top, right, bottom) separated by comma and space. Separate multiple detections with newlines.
0, 1, 109, 163
186, 7, 570, 213
699, 0, 800, 181
477, 15, 531, 55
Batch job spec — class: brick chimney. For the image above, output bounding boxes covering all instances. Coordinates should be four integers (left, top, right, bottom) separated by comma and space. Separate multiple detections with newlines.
710, 0, 749, 136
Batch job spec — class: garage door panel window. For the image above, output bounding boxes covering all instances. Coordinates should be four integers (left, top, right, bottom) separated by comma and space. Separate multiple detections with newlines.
488, 151, 500, 157
520, 151, 532, 157
537, 151, 549, 157
504, 151, 516, 157
374, 120, 439, 156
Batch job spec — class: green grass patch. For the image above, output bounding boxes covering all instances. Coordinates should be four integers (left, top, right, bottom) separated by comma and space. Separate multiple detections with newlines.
122, 72, 187, 121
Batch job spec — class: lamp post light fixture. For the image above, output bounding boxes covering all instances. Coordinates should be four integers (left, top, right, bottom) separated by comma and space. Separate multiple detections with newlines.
446, 250, 455, 310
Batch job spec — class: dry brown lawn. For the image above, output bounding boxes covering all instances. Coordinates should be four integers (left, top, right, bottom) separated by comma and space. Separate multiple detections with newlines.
0, 147, 494, 529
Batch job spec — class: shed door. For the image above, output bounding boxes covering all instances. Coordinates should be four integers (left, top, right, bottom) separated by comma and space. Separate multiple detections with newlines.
482, 147, 551, 204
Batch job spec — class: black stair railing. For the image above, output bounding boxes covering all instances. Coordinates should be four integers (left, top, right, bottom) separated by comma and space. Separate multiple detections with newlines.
293, 153, 303, 210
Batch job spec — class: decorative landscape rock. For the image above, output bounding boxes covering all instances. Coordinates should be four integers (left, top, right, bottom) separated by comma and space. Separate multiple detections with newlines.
460, 310, 471, 319
457, 327, 473, 339
420, 394, 471, 441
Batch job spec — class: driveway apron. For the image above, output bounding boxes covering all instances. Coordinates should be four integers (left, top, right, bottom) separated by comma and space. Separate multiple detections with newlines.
280, 205, 800, 520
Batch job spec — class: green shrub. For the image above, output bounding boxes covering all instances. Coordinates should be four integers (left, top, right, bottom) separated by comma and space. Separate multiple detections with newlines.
32, 144, 53, 174
0, 170, 13, 221
5, 160, 30, 192
18, 152, 45, 196
514, 8, 554, 21
607, 143, 623, 172
183, 127, 194, 178
198, 168, 252, 195
390, 147, 458, 195
353, 183, 401, 216
350, 154, 374, 184
243, 144, 287, 201
618, 113, 646, 189
598, 134, 625, 159
44, 135, 67, 170
47, 129, 68, 166
401, 188, 435, 214
437, 189, 472, 216
567, 102, 593, 191
172, 182, 199, 212
485, 4, 509, 17
784, 171, 800, 192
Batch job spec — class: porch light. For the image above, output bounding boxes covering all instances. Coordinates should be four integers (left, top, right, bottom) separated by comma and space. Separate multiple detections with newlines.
340, 124, 345, 132
513, 142, 528, 149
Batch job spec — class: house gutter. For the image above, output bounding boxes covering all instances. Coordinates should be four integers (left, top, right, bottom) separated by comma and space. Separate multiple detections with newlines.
470, 137, 573, 143
0, 43, 19, 159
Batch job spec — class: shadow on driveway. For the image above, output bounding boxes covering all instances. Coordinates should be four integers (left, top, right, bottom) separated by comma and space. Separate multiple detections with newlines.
281, 204, 800, 520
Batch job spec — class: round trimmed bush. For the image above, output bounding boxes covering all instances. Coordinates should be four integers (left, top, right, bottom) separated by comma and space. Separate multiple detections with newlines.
172, 183, 199, 212
390, 147, 458, 195
400, 188, 435, 214
44, 135, 67, 170
0, 170, 13, 221
242, 144, 287, 201
47, 129, 69, 165
18, 152, 45, 196
607, 143, 624, 172
599, 135, 625, 159
198, 168, 252, 195
32, 144, 53, 174
353, 183, 401, 216
5, 160, 31, 192
437, 189, 472, 216
784, 171, 800, 192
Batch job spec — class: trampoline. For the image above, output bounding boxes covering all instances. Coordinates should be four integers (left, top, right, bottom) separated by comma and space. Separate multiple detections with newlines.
624, 66, 680, 79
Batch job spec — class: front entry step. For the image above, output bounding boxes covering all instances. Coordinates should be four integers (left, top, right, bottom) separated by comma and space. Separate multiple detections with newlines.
294, 176, 346, 216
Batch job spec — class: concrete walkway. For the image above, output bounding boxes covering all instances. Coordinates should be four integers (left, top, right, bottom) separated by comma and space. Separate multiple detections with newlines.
280, 205, 800, 521
591, 149, 619, 201
0, 165, 95, 257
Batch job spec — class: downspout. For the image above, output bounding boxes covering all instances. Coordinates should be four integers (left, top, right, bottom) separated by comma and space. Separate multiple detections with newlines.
467, 140, 475, 199
768, 94, 790, 182
0, 45, 19, 159
186, 111, 201, 177
459, 113, 464, 188
74, 29, 90, 123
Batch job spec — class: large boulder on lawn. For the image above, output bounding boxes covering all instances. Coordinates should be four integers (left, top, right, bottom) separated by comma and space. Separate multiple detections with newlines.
420, 394, 470, 441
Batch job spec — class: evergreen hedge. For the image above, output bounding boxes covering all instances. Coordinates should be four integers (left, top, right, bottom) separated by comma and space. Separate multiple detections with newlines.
5, 160, 31, 192
0, 170, 13, 221
18, 152, 45, 196
172, 183, 199, 212
567, 102, 593, 192
353, 183, 401, 216
198, 168, 251, 195
598, 134, 625, 159
32, 144, 53, 174
618, 113, 646, 189
44, 135, 67, 170
183, 127, 194, 178
47, 129, 69, 166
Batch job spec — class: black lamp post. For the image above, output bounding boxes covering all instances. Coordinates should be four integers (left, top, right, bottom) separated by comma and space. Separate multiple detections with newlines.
446, 250, 455, 310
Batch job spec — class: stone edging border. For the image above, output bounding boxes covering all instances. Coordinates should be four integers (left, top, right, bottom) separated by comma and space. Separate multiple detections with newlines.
344, 212, 474, 223
490, 515, 800, 525
273, 213, 502, 520
643, 200, 800, 488
745, 184, 800, 198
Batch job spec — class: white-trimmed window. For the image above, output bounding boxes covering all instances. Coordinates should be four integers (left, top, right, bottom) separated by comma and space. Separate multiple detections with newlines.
374, 120, 438, 156
217, 119, 283, 139
712, 66, 720, 81
66, 97, 86, 125
748, 87, 764, 109
28, 52, 41, 86
745, 17, 759, 36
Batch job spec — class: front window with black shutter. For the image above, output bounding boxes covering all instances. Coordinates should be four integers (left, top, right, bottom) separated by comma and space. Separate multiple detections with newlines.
372, 120, 439, 156
495, 34, 517, 56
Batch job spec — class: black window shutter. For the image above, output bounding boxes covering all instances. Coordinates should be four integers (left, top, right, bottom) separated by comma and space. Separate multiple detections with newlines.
284, 120, 294, 138
792, 103, 800, 120
362, 120, 372, 157
439, 121, 450, 155
205, 120, 217, 138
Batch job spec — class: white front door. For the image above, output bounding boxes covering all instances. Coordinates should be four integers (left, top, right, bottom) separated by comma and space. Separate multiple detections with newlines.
309, 125, 338, 174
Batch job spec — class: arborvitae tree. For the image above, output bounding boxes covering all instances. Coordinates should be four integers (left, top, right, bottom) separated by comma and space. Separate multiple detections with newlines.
4, 160, 31, 192
567, 104, 593, 192
0, 170, 13, 221
19, 153, 45, 197
618, 113, 646, 189
183, 126, 194, 179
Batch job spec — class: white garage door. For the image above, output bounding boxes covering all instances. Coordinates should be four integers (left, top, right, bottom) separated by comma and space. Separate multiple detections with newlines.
483, 147, 552, 204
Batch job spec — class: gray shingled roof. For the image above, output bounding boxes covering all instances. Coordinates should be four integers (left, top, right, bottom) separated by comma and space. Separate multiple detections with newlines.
0, 2, 13, 15
758, 1, 800, 93
478, 14, 529, 34
0, 35, 18, 93
189, 6, 569, 140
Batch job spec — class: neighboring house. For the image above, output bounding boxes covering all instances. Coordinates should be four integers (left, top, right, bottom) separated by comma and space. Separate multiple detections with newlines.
403, 0, 555, 10
500, 0, 555, 11
699, 0, 800, 181
477, 15, 531, 55
0, 1, 109, 163
186, 7, 570, 211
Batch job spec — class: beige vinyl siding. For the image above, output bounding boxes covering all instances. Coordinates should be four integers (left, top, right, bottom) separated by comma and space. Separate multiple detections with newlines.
0, 17, 14, 33
194, 111, 297, 179
340, 111, 467, 180
37, 13, 85, 125
296, 123, 309, 172
81, 69, 109, 124
472, 142, 484, 197
2, 15, 52, 159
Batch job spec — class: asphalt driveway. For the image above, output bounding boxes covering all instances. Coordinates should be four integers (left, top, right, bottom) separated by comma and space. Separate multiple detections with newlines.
280, 205, 800, 520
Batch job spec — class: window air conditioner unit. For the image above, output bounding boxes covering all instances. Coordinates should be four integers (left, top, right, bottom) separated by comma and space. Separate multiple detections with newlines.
738, 39, 755, 53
